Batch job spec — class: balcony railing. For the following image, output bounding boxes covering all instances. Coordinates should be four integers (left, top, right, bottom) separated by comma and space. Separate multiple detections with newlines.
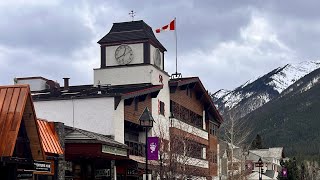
171, 101, 203, 129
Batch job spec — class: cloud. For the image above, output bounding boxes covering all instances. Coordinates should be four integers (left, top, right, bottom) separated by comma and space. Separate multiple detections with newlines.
0, 0, 319, 93
176, 12, 296, 92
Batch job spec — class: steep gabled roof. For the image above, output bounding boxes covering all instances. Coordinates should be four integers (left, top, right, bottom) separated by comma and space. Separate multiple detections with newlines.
98, 20, 166, 51
250, 147, 284, 159
0, 85, 44, 160
37, 118, 64, 155
169, 77, 223, 124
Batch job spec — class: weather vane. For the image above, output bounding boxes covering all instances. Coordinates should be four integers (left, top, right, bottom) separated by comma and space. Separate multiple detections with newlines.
129, 10, 136, 21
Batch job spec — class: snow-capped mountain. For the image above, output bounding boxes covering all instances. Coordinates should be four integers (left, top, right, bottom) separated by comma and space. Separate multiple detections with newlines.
212, 61, 320, 119
241, 67, 320, 156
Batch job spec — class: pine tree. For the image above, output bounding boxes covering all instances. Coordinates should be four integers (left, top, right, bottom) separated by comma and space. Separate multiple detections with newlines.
250, 134, 263, 149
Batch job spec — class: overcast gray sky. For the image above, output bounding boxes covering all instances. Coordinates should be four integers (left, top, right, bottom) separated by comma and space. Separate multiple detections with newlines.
1, 0, 320, 92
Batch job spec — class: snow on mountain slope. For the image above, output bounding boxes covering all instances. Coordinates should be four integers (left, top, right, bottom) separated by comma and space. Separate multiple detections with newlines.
268, 61, 320, 93
213, 60, 320, 118
212, 89, 230, 99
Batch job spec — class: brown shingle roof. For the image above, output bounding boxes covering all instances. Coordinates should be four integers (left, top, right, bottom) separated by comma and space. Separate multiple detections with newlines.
169, 77, 223, 124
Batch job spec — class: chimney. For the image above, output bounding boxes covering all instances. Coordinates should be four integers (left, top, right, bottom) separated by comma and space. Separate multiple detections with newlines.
63, 78, 70, 90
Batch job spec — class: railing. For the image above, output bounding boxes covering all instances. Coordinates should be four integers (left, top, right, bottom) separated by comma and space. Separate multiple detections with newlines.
171, 101, 203, 129
125, 140, 145, 157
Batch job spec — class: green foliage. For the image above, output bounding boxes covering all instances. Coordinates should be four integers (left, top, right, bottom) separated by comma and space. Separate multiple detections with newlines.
278, 158, 300, 180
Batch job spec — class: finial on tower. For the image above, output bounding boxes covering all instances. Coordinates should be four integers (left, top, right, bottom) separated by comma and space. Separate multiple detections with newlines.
129, 10, 136, 21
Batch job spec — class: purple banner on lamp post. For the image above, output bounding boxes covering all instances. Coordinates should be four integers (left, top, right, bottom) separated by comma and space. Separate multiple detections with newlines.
147, 137, 159, 160
282, 168, 288, 178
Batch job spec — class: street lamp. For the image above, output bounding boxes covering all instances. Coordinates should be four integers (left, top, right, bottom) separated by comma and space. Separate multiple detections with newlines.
139, 107, 154, 180
257, 158, 263, 180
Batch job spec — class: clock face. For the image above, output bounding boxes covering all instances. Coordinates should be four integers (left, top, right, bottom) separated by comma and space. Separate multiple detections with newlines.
115, 45, 134, 65
153, 48, 161, 68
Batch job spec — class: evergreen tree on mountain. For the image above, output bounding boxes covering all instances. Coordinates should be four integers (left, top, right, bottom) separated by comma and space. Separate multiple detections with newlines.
278, 157, 300, 180
250, 134, 264, 149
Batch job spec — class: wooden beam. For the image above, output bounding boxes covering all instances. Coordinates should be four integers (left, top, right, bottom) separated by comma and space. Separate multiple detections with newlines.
114, 96, 121, 110
124, 98, 134, 106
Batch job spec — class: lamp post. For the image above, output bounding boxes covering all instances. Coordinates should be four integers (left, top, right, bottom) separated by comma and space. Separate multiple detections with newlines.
139, 107, 154, 180
257, 158, 263, 180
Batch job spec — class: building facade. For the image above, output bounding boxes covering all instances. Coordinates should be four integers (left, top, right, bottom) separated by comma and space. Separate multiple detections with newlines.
16, 20, 223, 179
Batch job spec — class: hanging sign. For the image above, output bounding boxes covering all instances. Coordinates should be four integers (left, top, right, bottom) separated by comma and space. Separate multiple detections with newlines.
147, 137, 159, 160
34, 160, 51, 172
95, 169, 111, 178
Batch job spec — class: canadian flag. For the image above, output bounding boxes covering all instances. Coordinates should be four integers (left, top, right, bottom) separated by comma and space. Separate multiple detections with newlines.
155, 19, 175, 33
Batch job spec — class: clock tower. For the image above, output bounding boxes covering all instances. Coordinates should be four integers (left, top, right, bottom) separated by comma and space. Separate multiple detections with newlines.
94, 20, 169, 86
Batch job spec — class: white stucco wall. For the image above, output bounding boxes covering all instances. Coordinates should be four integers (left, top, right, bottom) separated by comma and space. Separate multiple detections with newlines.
105, 43, 143, 66
94, 64, 169, 86
113, 100, 125, 143
34, 97, 125, 143
16, 79, 47, 91
150, 71, 170, 140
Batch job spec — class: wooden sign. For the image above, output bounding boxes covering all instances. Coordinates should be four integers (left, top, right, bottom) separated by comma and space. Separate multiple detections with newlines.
34, 160, 51, 172
255, 163, 263, 167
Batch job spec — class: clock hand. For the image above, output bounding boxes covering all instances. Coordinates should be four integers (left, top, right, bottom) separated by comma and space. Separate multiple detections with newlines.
116, 48, 127, 59
123, 48, 126, 57
123, 50, 132, 58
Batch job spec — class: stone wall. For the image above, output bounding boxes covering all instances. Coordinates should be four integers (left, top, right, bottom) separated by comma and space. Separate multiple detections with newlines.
54, 122, 65, 180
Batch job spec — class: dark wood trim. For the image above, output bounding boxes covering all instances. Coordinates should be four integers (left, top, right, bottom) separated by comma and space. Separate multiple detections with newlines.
124, 98, 134, 106
114, 96, 121, 110
143, 42, 150, 64
100, 45, 106, 68
16, 77, 49, 81
162, 51, 165, 70
148, 39, 167, 52
169, 86, 177, 93
122, 85, 163, 100
100, 40, 148, 47
33, 94, 119, 102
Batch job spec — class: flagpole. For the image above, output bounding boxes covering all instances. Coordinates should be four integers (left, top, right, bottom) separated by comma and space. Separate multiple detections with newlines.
174, 17, 178, 75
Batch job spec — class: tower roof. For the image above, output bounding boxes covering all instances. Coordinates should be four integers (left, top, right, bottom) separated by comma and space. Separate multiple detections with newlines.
98, 20, 166, 51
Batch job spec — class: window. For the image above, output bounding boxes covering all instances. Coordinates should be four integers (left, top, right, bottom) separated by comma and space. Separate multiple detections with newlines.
209, 121, 217, 136
159, 101, 165, 115
185, 141, 204, 159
